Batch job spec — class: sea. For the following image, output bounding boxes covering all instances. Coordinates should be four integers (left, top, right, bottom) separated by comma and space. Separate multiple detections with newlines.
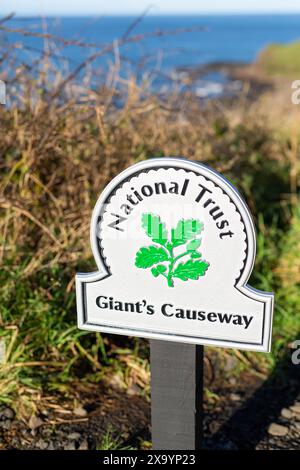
3, 14, 300, 98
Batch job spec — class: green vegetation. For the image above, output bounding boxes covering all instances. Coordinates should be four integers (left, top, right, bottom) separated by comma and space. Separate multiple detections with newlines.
257, 40, 300, 76
98, 428, 135, 450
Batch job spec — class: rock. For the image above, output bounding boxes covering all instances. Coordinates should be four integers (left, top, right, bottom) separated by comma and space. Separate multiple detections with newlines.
293, 422, 300, 430
290, 405, 300, 415
268, 423, 289, 437
78, 439, 88, 450
64, 441, 76, 450
109, 373, 126, 390
229, 393, 241, 402
73, 407, 87, 417
0, 406, 14, 421
29, 415, 44, 430
0, 419, 12, 430
67, 432, 81, 441
35, 439, 48, 450
281, 408, 293, 419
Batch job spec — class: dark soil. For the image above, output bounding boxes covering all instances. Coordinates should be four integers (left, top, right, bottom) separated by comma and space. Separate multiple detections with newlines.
0, 385, 150, 450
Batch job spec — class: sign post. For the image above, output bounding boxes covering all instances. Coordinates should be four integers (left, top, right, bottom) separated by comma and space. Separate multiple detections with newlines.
76, 157, 274, 449
150, 341, 203, 450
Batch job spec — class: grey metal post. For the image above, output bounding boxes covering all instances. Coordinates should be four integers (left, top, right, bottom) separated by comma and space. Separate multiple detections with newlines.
150, 340, 203, 450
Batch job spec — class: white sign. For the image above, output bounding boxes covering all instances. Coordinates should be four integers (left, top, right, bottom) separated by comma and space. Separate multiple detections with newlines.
76, 158, 274, 352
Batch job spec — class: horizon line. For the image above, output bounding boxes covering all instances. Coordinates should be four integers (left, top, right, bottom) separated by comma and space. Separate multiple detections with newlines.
10, 11, 300, 17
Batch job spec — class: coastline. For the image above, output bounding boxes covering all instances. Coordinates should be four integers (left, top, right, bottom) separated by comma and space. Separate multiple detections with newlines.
175, 60, 274, 99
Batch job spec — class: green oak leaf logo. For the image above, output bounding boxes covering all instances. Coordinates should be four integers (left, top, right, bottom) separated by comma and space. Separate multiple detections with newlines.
135, 213, 210, 287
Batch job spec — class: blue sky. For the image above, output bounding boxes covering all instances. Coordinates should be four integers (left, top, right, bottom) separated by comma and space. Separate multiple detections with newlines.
1, 0, 300, 15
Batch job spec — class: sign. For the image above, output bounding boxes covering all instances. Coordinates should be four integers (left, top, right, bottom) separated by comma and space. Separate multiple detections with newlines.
76, 158, 274, 352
